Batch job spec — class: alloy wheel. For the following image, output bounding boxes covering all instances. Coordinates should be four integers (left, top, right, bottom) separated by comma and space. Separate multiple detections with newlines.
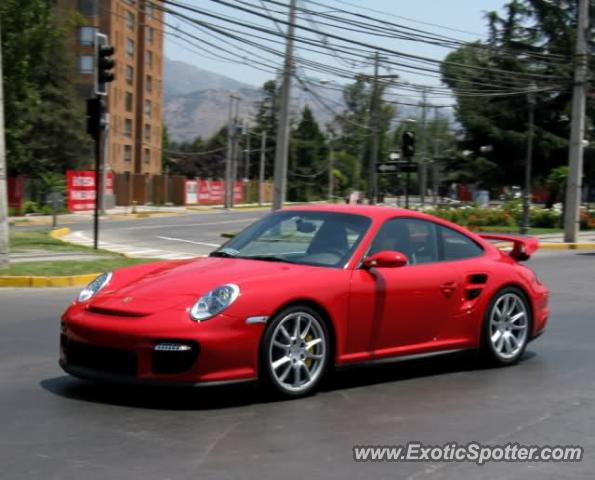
489, 292, 529, 360
268, 311, 327, 393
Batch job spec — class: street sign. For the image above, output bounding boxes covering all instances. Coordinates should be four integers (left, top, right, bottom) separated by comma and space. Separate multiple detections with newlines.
376, 162, 400, 173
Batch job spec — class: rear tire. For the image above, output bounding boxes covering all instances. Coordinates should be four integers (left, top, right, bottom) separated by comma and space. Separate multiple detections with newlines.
480, 287, 531, 365
260, 305, 330, 398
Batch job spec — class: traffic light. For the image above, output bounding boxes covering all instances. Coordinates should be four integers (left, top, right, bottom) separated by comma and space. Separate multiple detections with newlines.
95, 37, 115, 95
402, 131, 416, 158
86, 97, 104, 140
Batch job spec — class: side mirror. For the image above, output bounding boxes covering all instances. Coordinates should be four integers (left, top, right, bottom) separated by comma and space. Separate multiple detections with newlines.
363, 250, 408, 269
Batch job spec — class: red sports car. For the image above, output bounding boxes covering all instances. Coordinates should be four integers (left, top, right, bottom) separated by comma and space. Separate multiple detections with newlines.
60, 205, 549, 397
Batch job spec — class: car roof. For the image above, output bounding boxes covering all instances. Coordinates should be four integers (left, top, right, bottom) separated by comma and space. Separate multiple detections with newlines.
282, 203, 436, 222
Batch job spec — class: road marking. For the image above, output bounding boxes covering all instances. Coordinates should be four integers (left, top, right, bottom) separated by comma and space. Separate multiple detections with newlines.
156, 236, 221, 247
64, 231, 197, 259
121, 218, 260, 230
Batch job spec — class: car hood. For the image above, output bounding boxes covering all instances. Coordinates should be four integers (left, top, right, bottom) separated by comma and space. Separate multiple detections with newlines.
88, 257, 321, 315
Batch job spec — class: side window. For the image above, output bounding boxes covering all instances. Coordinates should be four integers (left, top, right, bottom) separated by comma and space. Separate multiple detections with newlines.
369, 218, 439, 265
438, 225, 484, 261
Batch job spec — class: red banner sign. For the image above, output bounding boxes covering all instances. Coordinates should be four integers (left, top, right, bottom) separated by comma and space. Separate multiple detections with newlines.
67, 170, 113, 212
185, 179, 244, 205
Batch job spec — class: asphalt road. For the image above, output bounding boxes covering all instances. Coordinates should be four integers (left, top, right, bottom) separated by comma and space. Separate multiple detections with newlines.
72, 210, 268, 257
1, 249, 594, 480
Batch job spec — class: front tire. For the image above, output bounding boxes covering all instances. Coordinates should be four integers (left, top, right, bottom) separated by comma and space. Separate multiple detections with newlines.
260, 305, 330, 398
481, 287, 531, 365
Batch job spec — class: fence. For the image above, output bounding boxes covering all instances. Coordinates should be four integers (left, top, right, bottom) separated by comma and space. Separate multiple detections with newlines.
112, 173, 273, 207
7, 173, 274, 214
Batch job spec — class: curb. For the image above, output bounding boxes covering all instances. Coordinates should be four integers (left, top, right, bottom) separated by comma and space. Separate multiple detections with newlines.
0, 273, 99, 288
106, 212, 183, 221
50, 227, 71, 239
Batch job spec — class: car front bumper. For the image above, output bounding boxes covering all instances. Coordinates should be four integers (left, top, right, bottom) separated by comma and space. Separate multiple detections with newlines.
60, 304, 263, 385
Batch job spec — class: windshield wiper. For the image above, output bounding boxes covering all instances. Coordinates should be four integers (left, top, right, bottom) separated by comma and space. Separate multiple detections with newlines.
238, 255, 295, 264
210, 251, 236, 258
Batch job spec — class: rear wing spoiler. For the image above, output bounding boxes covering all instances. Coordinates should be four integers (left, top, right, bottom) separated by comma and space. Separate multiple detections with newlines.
478, 233, 539, 261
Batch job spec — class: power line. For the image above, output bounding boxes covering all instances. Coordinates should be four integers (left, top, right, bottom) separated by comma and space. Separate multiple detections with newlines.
164, 8, 562, 96
299, 0, 568, 63
160, 0, 568, 83
158, 1, 567, 96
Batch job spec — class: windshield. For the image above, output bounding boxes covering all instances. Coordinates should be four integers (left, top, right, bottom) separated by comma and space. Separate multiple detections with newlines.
211, 211, 372, 268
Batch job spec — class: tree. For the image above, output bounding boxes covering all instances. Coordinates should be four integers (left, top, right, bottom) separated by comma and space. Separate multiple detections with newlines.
1, 0, 90, 176
162, 125, 171, 173
440, 0, 578, 190
333, 76, 396, 192
251, 80, 280, 179
288, 105, 327, 201
168, 128, 227, 179
545, 165, 568, 208
334, 76, 369, 159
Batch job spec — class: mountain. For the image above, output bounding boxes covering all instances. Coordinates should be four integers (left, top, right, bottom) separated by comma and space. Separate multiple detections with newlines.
164, 87, 262, 142
162, 58, 340, 143
163, 58, 254, 98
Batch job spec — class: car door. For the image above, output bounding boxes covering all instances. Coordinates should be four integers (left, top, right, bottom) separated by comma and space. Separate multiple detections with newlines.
433, 223, 489, 343
348, 218, 465, 359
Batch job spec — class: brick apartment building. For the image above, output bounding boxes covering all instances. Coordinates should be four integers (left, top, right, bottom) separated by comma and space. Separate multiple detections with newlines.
56, 0, 164, 175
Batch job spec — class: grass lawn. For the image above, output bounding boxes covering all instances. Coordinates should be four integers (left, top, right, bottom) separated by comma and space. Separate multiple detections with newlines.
5, 229, 156, 277
3, 257, 153, 276
10, 229, 94, 253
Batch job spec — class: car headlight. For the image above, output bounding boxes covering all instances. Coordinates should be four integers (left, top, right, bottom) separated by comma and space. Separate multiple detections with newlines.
78, 272, 112, 303
189, 284, 240, 321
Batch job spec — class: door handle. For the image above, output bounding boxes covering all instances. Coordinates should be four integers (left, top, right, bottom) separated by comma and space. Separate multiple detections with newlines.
440, 282, 458, 295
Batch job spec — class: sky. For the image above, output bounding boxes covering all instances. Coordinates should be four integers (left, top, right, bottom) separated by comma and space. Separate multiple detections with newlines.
163, 0, 506, 105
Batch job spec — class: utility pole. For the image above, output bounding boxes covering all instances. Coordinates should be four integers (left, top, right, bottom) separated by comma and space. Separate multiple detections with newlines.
272, 0, 297, 210
0, 23, 9, 269
231, 98, 241, 206
564, 0, 589, 242
419, 87, 429, 206
225, 95, 234, 209
244, 128, 251, 180
328, 138, 335, 201
357, 110, 370, 196
225, 95, 240, 209
259, 130, 266, 205
432, 107, 439, 206
368, 51, 381, 205
521, 83, 537, 235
